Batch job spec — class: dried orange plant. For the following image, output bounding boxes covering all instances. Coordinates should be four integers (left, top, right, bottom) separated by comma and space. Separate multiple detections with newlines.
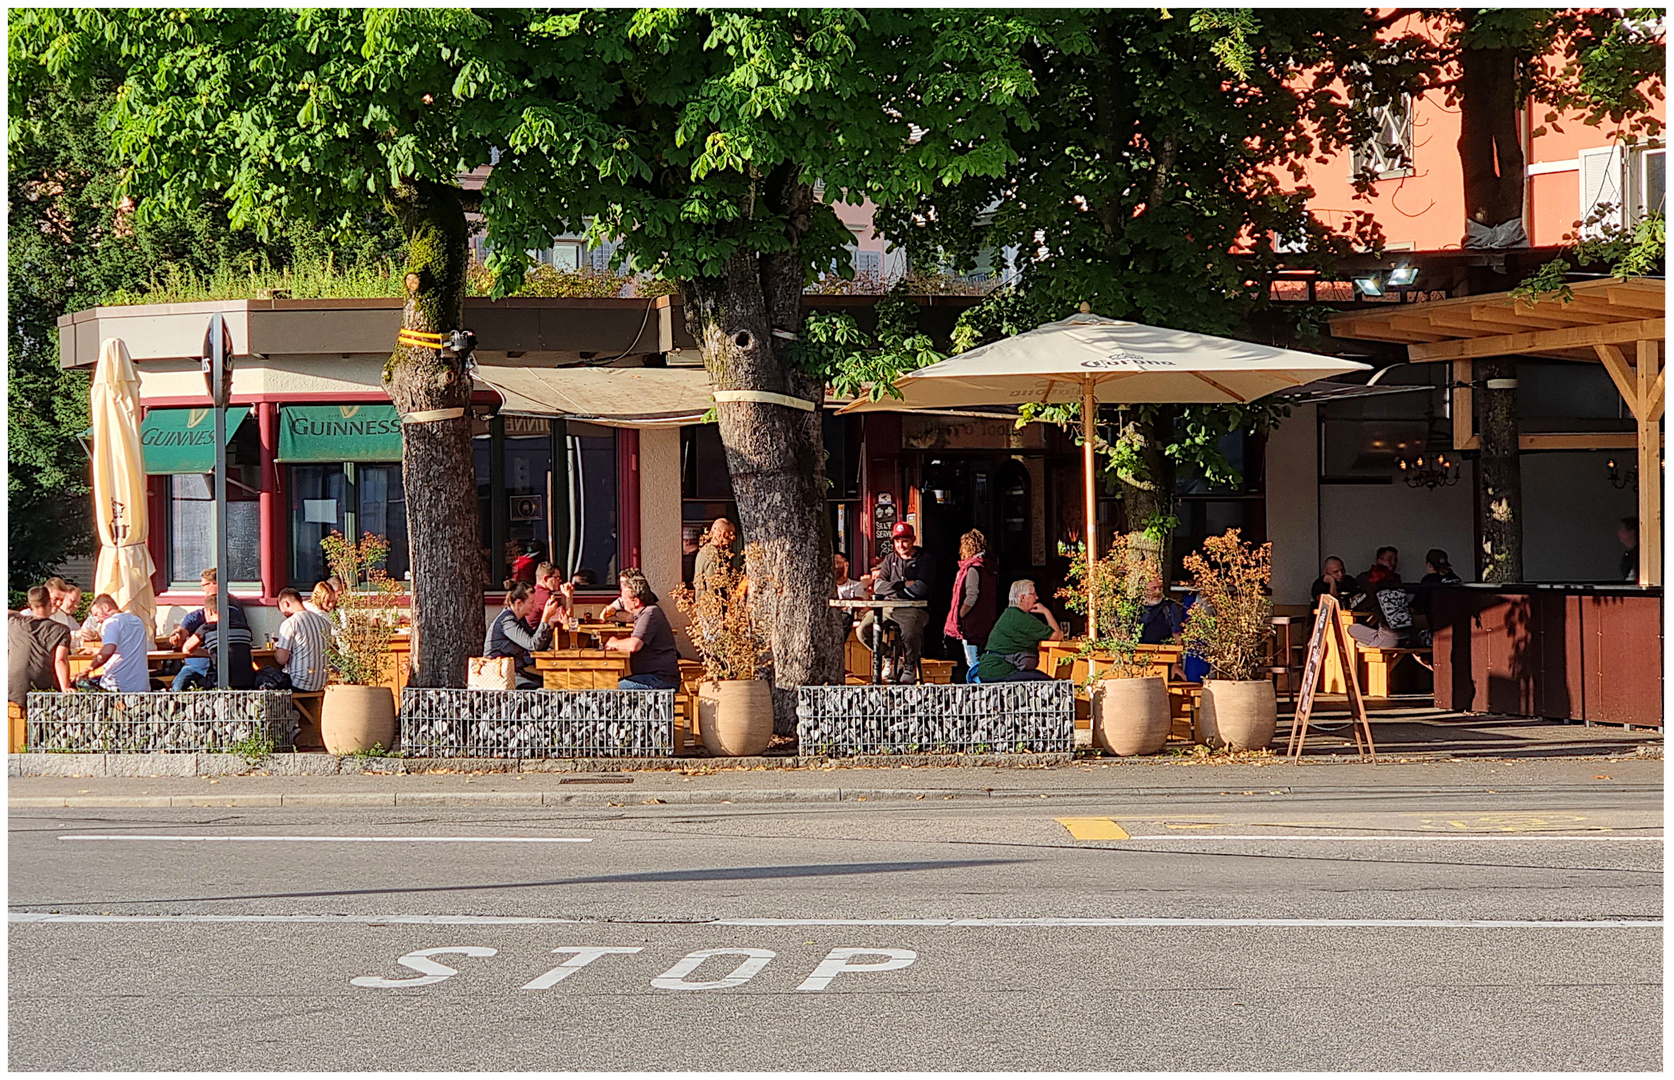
674, 541, 769, 682
1058, 531, 1164, 680
320, 530, 403, 687
1180, 529, 1272, 682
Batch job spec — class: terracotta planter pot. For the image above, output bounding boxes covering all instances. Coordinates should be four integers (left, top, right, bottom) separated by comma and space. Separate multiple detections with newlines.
698, 679, 773, 757
1092, 676, 1170, 756
320, 684, 397, 755
1197, 679, 1277, 751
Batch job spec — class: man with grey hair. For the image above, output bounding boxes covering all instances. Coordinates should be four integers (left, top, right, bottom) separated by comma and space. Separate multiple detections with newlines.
976, 579, 1063, 683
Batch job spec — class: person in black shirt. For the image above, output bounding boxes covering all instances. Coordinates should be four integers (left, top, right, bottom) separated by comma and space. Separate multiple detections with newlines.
485, 582, 556, 689
178, 593, 255, 690
857, 522, 935, 683
1309, 556, 1360, 607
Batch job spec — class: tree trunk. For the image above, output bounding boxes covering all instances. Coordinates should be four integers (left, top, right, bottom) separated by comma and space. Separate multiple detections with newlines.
1457, 38, 1526, 233
1114, 406, 1178, 575
1476, 357, 1523, 583
384, 180, 484, 688
683, 204, 843, 732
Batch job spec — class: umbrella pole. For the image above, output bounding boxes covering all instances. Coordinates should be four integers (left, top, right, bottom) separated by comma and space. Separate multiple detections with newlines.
1083, 378, 1097, 642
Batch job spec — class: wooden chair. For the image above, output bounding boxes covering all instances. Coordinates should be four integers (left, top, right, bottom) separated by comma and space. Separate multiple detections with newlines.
1355, 646, 1434, 698
291, 690, 326, 751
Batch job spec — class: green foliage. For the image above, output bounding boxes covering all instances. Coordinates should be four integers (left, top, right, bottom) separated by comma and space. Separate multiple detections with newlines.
1514, 210, 1666, 305
228, 730, 276, 767
803, 288, 946, 403
1057, 533, 1164, 680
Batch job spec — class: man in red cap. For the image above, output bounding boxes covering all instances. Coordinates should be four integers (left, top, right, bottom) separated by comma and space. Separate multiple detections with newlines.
857, 521, 935, 682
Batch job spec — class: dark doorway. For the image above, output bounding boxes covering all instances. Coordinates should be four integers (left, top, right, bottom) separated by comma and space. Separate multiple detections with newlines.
916, 453, 1039, 660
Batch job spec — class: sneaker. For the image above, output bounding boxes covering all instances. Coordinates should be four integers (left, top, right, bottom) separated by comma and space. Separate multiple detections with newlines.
880, 660, 894, 682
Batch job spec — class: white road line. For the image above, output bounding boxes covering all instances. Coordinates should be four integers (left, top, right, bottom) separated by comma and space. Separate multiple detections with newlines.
7, 913, 1660, 929
57, 835, 593, 844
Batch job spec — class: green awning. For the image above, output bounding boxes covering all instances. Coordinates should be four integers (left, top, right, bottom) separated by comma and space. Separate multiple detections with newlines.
278, 404, 403, 463
140, 407, 251, 474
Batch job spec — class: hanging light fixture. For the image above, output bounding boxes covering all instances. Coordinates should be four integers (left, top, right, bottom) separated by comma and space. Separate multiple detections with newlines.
1396, 451, 1460, 490
1606, 458, 1640, 490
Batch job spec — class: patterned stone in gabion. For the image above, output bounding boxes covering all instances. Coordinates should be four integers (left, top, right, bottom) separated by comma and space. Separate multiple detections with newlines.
399, 689, 675, 758
795, 682, 1074, 757
24, 691, 299, 753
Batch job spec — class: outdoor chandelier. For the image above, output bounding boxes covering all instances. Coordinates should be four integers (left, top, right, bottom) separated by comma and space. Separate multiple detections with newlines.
1396, 452, 1459, 490
1607, 457, 1641, 491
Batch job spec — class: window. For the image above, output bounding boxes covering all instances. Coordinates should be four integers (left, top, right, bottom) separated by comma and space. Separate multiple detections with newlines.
166, 416, 261, 587
288, 462, 410, 588
476, 417, 619, 592
1351, 94, 1414, 180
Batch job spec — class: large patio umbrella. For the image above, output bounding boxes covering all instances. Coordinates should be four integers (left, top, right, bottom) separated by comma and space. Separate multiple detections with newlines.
90, 337, 158, 635
839, 312, 1369, 637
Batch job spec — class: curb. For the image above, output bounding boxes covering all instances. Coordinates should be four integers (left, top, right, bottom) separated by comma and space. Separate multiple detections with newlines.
7, 751, 1073, 779
10, 787, 995, 809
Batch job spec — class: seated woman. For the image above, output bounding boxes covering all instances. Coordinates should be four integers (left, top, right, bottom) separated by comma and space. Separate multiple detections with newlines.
484, 582, 554, 689
976, 580, 1064, 683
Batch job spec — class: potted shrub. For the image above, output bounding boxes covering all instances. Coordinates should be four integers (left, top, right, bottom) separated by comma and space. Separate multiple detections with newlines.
318, 530, 402, 753
1181, 529, 1276, 750
1059, 532, 1170, 757
674, 542, 772, 757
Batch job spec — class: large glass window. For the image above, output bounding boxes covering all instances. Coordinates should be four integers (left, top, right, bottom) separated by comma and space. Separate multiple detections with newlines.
288, 462, 410, 587
166, 415, 261, 587
475, 416, 619, 592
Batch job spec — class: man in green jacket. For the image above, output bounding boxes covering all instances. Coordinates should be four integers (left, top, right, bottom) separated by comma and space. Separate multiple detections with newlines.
976, 579, 1063, 682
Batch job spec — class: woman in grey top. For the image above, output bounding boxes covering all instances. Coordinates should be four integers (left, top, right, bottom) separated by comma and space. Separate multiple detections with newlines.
485, 582, 555, 689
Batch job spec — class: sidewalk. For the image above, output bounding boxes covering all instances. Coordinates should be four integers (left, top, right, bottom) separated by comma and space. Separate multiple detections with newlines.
8, 709, 1660, 810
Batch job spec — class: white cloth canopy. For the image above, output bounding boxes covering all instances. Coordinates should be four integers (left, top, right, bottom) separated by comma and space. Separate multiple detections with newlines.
90, 337, 158, 635
838, 312, 1372, 412
838, 312, 1370, 638
474, 365, 715, 427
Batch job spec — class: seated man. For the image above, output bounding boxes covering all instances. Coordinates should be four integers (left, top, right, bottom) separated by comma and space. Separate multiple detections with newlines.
1358, 546, 1401, 594
977, 580, 1064, 683
84, 595, 151, 693
485, 582, 555, 689
856, 522, 935, 683
1137, 576, 1185, 644
1348, 577, 1414, 650
20, 588, 72, 696
178, 593, 256, 690
255, 588, 332, 692
606, 571, 683, 690
1309, 555, 1360, 607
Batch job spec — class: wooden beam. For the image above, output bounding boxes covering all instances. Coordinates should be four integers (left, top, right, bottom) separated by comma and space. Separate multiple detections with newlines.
1595, 343, 1641, 420
1637, 337, 1662, 586
1643, 338, 1666, 422
1409, 318, 1665, 362
1517, 432, 1639, 450
1452, 358, 1473, 451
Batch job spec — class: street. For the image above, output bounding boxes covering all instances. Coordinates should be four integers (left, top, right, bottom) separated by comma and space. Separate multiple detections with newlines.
8, 764, 1663, 1071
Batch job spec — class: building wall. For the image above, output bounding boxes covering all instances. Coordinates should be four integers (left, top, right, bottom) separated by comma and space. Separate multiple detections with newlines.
1520, 450, 1641, 583
637, 426, 689, 646
1264, 404, 1320, 607
1318, 464, 1477, 587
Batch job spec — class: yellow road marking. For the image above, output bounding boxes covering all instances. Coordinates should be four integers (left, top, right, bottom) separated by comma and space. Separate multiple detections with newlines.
1056, 817, 1130, 841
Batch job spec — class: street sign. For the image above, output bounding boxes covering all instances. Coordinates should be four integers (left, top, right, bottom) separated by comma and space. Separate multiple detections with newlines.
201, 315, 234, 409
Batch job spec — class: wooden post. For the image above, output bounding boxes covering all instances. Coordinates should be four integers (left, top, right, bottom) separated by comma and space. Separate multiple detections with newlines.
1083, 378, 1098, 640
1638, 338, 1663, 586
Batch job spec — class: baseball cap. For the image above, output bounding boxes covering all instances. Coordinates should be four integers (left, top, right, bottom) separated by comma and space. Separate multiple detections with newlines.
891, 521, 915, 539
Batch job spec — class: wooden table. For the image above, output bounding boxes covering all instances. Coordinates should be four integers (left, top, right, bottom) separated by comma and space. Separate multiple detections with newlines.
69, 648, 277, 683
829, 598, 927, 684
530, 648, 631, 690
560, 621, 635, 649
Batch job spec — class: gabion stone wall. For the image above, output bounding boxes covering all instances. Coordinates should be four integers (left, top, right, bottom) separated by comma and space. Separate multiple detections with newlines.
25, 691, 298, 753
796, 682, 1075, 756
401, 689, 675, 758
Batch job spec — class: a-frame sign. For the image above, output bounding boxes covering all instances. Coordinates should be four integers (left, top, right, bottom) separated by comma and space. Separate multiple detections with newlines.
1286, 593, 1376, 761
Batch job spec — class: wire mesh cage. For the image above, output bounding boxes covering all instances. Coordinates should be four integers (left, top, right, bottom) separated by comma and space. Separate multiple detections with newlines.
795, 682, 1075, 757
24, 691, 299, 753
400, 688, 676, 758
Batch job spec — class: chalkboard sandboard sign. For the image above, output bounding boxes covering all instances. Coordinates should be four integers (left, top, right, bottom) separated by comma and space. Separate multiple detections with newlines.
1285, 593, 1376, 761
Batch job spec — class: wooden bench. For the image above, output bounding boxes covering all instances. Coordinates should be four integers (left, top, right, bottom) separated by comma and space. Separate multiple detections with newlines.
291, 690, 326, 751
1355, 646, 1433, 698
675, 660, 706, 756
533, 649, 631, 690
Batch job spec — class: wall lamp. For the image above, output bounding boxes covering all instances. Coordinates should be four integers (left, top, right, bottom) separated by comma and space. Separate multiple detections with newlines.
1353, 263, 1419, 298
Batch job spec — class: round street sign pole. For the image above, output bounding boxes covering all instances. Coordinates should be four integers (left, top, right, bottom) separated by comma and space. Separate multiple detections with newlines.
203, 314, 234, 690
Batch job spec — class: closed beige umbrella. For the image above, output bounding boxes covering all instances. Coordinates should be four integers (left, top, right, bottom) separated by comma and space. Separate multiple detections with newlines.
90, 337, 157, 635
840, 312, 1370, 637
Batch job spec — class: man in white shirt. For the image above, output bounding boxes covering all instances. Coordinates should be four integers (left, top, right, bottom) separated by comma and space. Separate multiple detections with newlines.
87, 595, 152, 693
255, 587, 333, 692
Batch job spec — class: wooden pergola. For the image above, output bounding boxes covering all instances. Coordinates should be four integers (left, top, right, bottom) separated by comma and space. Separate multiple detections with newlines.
1330, 276, 1665, 585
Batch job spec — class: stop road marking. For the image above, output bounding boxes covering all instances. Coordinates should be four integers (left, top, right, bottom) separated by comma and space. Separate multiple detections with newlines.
354, 944, 918, 992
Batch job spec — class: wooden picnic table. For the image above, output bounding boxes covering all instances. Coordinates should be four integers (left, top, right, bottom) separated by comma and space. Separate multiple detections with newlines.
529, 647, 630, 690
68, 648, 278, 681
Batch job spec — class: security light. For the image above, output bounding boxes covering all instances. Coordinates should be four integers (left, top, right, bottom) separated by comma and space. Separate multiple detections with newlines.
1353, 274, 1385, 297
1387, 264, 1419, 287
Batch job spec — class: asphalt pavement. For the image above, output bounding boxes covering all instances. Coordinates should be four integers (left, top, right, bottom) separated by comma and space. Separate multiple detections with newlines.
7, 757, 1663, 1071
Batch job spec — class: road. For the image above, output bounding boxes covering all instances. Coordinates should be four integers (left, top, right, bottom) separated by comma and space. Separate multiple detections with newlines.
8, 772, 1662, 1071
